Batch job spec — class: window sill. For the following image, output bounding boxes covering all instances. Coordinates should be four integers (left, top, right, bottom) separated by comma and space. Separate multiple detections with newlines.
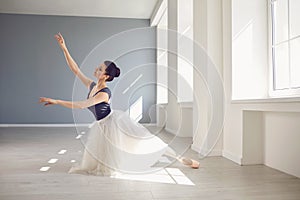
231, 96, 300, 104
157, 102, 193, 108
178, 101, 193, 108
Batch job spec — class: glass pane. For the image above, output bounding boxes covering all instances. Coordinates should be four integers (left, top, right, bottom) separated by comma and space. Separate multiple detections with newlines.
177, 0, 193, 102
274, 42, 289, 89
157, 9, 168, 52
290, 38, 300, 88
178, 0, 193, 37
157, 8, 168, 104
157, 58, 168, 104
178, 57, 193, 102
290, 0, 300, 38
273, 0, 289, 44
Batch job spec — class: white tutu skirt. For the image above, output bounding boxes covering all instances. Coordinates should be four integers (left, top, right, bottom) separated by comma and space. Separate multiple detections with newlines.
68, 110, 176, 176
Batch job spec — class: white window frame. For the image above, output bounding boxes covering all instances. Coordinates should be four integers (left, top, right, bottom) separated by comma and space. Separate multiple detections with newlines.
268, 0, 300, 98
153, 0, 168, 104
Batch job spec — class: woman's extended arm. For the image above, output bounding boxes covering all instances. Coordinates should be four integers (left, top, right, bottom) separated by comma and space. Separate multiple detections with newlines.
55, 33, 93, 88
39, 92, 109, 109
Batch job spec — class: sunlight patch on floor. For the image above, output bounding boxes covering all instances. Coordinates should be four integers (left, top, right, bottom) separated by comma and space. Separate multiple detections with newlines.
39, 166, 50, 172
112, 167, 194, 185
48, 158, 58, 164
58, 149, 67, 154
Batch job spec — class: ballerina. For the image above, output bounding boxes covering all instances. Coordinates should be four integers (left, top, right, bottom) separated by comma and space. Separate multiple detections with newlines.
39, 32, 199, 176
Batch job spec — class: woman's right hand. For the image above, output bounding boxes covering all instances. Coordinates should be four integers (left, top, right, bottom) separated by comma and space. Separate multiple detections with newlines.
54, 32, 67, 51
39, 97, 58, 107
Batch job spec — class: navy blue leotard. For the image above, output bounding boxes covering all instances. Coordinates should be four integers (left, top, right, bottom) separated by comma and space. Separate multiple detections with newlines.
87, 82, 111, 120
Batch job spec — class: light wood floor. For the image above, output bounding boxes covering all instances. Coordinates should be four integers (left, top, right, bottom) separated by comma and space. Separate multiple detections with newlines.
0, 127, 299, 200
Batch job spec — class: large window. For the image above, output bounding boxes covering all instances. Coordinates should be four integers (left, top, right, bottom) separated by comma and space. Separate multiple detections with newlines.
177, 0, 193, 102
157, 5, 168, 104
270, 0, 300, 97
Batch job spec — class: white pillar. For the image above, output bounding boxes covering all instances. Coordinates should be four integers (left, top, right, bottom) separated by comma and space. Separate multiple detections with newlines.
192, 0, 223, 156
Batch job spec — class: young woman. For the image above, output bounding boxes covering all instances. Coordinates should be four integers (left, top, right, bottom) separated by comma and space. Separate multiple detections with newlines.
39, 33, 199, 176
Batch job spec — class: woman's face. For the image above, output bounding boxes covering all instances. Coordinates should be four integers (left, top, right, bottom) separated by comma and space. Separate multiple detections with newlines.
94, 63, 108, 81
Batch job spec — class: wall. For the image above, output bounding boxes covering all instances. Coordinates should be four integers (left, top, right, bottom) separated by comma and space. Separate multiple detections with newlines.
264, 112, 300, 178
151, 0, 194, 138
223, 0, 300, 178
192, 0, 223, 156
0, 13, 156, 124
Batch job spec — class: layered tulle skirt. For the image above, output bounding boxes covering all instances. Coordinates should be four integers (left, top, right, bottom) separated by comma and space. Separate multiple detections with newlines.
68, 110, 176, 176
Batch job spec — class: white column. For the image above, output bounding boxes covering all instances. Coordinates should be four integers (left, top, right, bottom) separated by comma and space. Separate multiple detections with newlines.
192, 0, 223, 156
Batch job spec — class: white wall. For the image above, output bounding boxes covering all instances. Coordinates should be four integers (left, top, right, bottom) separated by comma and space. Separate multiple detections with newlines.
207, 0, 223, 156
193, 0, 210, 155
192, 0, 223, 156
264, 112, 300, 178
223, 0, 300, 178
155, 0, 300, 178
242, 111, 264, 165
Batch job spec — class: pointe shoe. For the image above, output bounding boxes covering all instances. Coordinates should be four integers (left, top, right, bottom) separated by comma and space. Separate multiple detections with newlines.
68, 166, 87, 174
180, 157, 200, 169
190, 159, 200, 169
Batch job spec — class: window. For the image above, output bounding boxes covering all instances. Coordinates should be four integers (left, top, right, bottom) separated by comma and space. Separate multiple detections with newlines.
270, 0, 300, 97
177, 0, 193, 102
156, 5, 168, 104
154, 0, 194, 103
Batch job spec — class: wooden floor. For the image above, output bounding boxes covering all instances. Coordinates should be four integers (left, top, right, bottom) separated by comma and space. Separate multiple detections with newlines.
0, 126, 300, 200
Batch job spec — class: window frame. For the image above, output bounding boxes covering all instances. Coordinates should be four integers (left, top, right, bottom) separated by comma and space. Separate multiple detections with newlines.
268, 0, 300, 98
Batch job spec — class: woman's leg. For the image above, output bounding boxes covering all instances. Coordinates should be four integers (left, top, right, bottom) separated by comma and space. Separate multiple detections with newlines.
164, 147, 200, 169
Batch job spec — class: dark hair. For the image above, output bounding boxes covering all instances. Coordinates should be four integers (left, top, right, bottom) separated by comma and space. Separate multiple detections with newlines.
104, 60, 120, 82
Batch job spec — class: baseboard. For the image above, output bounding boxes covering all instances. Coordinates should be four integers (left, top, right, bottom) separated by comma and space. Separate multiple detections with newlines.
208, 149, 223, 156
164, 126, 176, 135
0, 124, 90, 127
191, 143, 223, 157
140, 123, 158, 127
164, 126, 193, 138
241, 157, 264, 165
222, 149, 242, 165
0, 122, 159, 128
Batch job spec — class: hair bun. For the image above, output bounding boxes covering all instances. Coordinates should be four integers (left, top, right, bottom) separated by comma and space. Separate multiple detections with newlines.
104, 60, 120, 81
115, 67, 120, 77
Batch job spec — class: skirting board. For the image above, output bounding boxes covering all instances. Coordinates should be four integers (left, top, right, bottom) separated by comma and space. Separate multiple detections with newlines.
164, 126, 176, 135
140, 123, 158, 127
222, 150, 242, 165
0, 123, 157, 128
0, 124, 90, 127
191, 143, 223, 157
164, 126, 193, 138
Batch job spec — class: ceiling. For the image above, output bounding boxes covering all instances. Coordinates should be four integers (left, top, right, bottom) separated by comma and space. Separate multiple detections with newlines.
0, 0, 159, 19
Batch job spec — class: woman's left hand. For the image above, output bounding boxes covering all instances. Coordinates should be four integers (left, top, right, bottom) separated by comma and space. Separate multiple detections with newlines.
39, 97, 58, 106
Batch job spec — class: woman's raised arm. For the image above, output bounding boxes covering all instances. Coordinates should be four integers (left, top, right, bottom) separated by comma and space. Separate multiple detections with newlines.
54, 32, 93, 89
